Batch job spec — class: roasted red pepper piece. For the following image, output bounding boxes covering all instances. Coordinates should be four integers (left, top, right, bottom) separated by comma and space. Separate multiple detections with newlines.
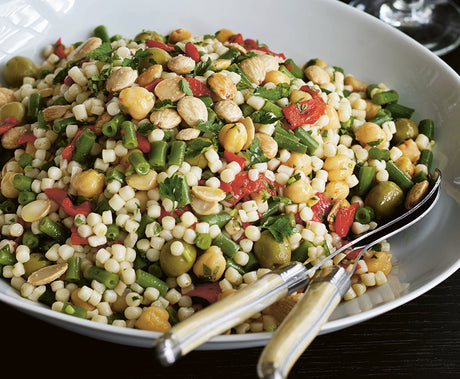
61, 126, 94, 161
311, 192, 332, 223
136, 132, 151, 154
243, 38, 286, 59
44, 188, 68, 205
183, 282, 221, 304
223, 150, 246, 170
0, 116, 18, 135
146, 39, 175, 51
185, 42, 200, 62
183, 77, 212, 97
70, 225, 89, 245
143, 78, 163, 93
44, 188, 92, 217
17, 133, 36, 145
282, 87, 327, 129
63, 75, 74, 86
228, 33, 244, 44
53, 38, 66, 59
221, 171, 277, 204
334, 202, 360, 238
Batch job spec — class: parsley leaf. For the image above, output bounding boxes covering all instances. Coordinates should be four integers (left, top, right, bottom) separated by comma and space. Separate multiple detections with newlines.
178, 79, 193, 96
153, 99, 175, 111
53, 58, 86, 84
227, 63, 253, 90
89, 63, 113, 95
260, 213, 297, 243
185, 139, 213, 159
122, 49, 152, 70
137, 122, 155, 135
159, 174, 191, 210
195, 119, 224, 135
88, 42, 115, 63
253, 83, 291, 101
246, 137, 269, 167
194, 57, 212, 76
250, 110, 280, 124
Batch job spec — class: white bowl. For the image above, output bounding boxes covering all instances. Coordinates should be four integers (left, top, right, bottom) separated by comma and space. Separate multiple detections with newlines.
0, 0, 459, 350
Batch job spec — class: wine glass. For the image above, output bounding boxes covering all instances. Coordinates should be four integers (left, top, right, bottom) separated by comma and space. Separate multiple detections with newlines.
349, 0, 460, 55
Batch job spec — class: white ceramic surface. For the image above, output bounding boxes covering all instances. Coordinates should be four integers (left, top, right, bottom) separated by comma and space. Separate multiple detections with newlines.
0, 0, 459, 350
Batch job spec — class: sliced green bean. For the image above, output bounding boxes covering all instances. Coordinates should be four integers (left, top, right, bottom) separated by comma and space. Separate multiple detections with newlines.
149, 140, 168, 171
354, 206, 375, 224
419, 149, 433, 171
419, 119, 434, 140
294, 127, 319, 154
135, 269, 168, 297
18, 191, 36, 205
355, 165, 376, 196
0, 244, 16, 265
226, 257, 246, 275
38, 217, 70, 243
12, 174, 33, 191
168, 140, 186, 167
105, 168, 125, 184
121, 120, 138, 149
65, 256, 81, 283
73, 128, 96, 163
198, 212, 232, 228
17, 153, 33, 168
26, 93, 43, 122
372, 89, 399, 105
195, 233, 212, 250
102, 114, 128, 137
61, 302, 87, 318
291, 240, 314, 263
385, 103, 414, 119
53, 117, 77, 134
84, 266, 119, 289
129, 150, 150, 176
106, 223, 120, 241
22, 230, 39, 249
213, 233, 240, 258
93, 25, 110, 43
386, 160, 414, 192
368, 147, 390, 161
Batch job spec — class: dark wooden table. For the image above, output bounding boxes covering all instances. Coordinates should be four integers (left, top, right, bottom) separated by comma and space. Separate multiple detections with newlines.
1, 10, 459, 379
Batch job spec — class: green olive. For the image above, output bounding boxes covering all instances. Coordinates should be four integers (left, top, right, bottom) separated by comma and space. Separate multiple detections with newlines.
365, 181, 404, 219
393, 118, 419, 145
134, 31, 165, 43
3, 56, 38, 88
139, 47, 171, 70
253, 230, 291, 269
0, 102, 26, 124
160, 239, 197, 277
23, 253, 50, 278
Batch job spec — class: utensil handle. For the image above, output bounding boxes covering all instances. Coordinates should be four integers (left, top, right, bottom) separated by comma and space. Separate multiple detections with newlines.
257, 266, 349, 379
154, 262, 308, 366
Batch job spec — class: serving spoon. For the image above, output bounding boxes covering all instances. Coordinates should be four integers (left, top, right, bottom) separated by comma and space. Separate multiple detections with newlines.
154, 170, 441, 366
257, 170, 441, 379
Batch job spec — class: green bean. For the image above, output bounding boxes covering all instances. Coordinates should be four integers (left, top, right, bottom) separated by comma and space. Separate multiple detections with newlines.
136, 213, 154, 239
366, 84, 380, 98
52, 117, 77, 134
278, 65, 297, 81
26, 93, 43, 122
419, 149, 433, 171
262, 100, 283, 118
284, 58, 304, 79
213, 233, 240, 259
65, 256, 81, 283
240, 103, 255, 117
147, 262, 163, 279
243, 251, 259, 272
17, 152, 33, 168
106, 223, 120, 241
84, 266, 119, 289
102, 114, 128, 137
121, 120, 138, 149
37, 110, 47, 129
198, 212, 232, 228
195, 233, 212, 250
226, 257, 246, 275
61, 302, 87, 319
38, 216, 70, 244
135, 269, 168, 297
368, 108, 392, 126
385, 103, 414, 119
0, 244, 16, 265
149, 140, 168, 171
372, 89, 399, 105
355, 165, 376, 196
386, 160, 414, 191
291, 240, 314, 263
73, 128, 97, 163
93, 25, 110, 43
128, 150, 150, 176
354, 206, 375, 224
12, 174, 33, 191
419, 119, 434, 140
274, 125, 307, 154
22, 230, 39, 249
294, 127, 319, 154
18, 191, 36, 205
38, 287, 55, 306
412, 170, 428, 183
105, 168, 125, 184
0, 200, 16, 213
168, 140, 186, 167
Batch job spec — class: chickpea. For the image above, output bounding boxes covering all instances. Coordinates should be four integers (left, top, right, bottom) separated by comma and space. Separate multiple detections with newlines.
0, 88, 16, 107
284, 152, 312, 176
1, 171, 20, 198
289, 89, 312, 104
216, 28, 237, 43
324, 180, 350, 201
255, 132, 278, 159
397, 139, 421, 163
355, 122, 387, 148
263, 70, 290, 85
323, 154, 355, 181
365, 251, 392, 276
395, 156, 415, 178
365, 100, 381, 120
168, 28, 192, 44
71, 169, 105, 198
119, 86, 155, 120
135, 306, 171, 332
218, 122, 248, 153
322, 105, 340, 130
344, 75, 367, 92
304, 65, 330, 85
284, 178, 314, 203
193, 246, 226, 282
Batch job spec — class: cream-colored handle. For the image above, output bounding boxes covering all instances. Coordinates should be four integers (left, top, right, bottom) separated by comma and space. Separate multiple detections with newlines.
257, 266, 349, 379
154, 262, 308, 366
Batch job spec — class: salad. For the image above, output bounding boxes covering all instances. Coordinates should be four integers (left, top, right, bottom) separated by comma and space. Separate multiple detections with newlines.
0, 26, 435, 333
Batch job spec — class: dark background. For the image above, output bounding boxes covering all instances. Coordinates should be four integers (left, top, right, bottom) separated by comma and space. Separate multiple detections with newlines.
0, 2, 459, 378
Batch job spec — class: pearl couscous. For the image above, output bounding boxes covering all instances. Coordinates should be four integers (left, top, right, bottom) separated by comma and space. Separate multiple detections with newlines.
0, 26, 435, 333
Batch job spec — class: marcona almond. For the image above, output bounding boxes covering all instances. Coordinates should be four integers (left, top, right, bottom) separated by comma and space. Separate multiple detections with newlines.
67, 37, 102, 61
27, 263, 68, 286
254, 132, 278, 159
191, 196, 220, 216
167, 55, 195, 75
177, 96, 208, 127
154, 77, 186, 102
21, 199, 51, 222
1, 126, 28, 149
241, 117, 255, 150
238, 56, 266, 85
176, 128, 201, 141
43, 105, 72, 121
137, 64, 162, 87
257, 53, 279, 73
214, 100, 243, 123
150, 108, 182, 129
191, 186, 226, 202
126, 169, 157, 191
207, 73, 237, 100
169, 28, 192, 43
105, 67, 138, 92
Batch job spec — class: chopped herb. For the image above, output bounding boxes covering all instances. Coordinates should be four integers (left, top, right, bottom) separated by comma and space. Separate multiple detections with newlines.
184, 139, 212, 159
178, 78, 193, 96
253, 82, 291, 101
195, 119, 224, 135
159, 174, 191, 210
122, 48, 152, 70
246, 137, 269, 167
89, 63, 113, 95
52, 58, 85, 84
194, 57, 212, 76
260, 213, 297, 242
153, 99, 175, 110
88, 42, 115, 63
250, 110, 280, 124
137, 122, 155, 135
